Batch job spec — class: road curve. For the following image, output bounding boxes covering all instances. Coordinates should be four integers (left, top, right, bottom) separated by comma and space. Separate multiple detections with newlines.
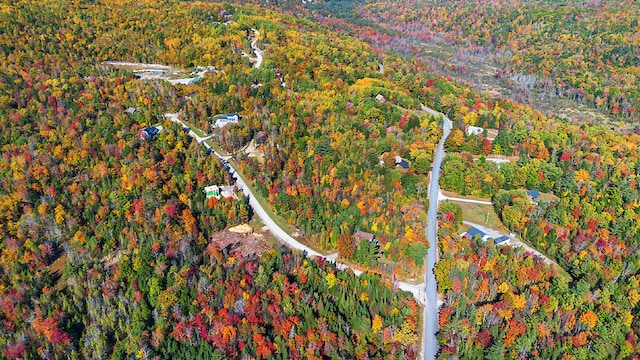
250, 29, 263, 68
421, 104, 452, 360
165, 112, 433, 305
165, 113, 321, 258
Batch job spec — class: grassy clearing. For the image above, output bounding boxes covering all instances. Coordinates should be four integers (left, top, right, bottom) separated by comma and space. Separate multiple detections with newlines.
538, 191, 559, 203
205, 139, 229, 157
455, 201, 509, 232
189, 125, 207, 138
441, 189, 492, 202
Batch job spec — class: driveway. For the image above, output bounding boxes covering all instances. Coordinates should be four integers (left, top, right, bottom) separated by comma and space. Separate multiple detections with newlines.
166, 112, 435, 306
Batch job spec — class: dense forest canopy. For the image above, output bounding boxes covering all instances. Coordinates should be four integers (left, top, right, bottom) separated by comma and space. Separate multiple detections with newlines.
0, 0, 424, 358
2, 0, 640, 358
271, 0, 640, 126
239, 0, 640, 357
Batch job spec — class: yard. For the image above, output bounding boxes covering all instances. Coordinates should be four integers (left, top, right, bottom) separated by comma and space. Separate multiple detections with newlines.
452, 201, 509, 232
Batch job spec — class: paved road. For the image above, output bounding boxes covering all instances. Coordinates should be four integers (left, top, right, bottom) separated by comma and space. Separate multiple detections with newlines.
250, 29, 264, 69
421, 104, 452, 360
166, 113, 434, 304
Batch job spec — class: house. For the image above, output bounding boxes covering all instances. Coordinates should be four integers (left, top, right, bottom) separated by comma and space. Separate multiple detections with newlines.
204, 185, 237, 200
467, 125, 484, 136
125, 107, 138, 115
386, 126, 399, 133
462, 226, 513, 245
395, 155, 409, 169
462, 226, 492, 242
139, 126, 161, 140
211, 114, 240, 128
354, 230, 376, 245
526, 190, 541, 201
375, 94, 386, 104
255, 131, 268, 145
494, 236, 510, 246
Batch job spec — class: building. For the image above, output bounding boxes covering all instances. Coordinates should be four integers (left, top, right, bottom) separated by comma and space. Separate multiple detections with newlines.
375, 94, 386, 104
461, 226, 492, 242
125, 107, 138, 115
204, 185, 237, 200
139, 126, 161, 140
467, 125, 484, 136
255, 131, 268, 145
494, 236, 510, 246
526, 190, 541, 201
354, 230, 376, 245
462, 227, 512, 245
395, 155, 409, 169
211, 114, 240, 129
386, 126, 400, 133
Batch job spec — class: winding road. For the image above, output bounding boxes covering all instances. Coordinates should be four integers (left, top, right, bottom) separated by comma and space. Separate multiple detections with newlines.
250, 29, 264, 69
164, 113, 433, 304
421, 104, 452, 360
164, 43, 450, 356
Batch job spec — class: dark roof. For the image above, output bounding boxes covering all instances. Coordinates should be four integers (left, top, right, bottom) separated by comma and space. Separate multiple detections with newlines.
526, 190, 541, 200
466, 227, 486, 238
142, 126, 160, 138
494, 236, 509, 245
396, 159, 409, 169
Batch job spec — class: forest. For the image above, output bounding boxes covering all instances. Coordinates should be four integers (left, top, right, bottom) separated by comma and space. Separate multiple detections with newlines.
271, 0, 640, 126
0, 0, 422, 358
2, 0, 640, 358
241, 0, 640, 357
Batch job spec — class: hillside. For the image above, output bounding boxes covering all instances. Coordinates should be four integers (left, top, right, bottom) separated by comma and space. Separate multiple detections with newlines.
244, 0, 640, 357
3, 0, 640, 359
285, 0, 639, 128
0, 0, 423, 358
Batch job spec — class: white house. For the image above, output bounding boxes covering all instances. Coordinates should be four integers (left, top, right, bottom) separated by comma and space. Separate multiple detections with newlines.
204, 185, 237, 200
467, 125, 484, 136
211, 113, 240, 129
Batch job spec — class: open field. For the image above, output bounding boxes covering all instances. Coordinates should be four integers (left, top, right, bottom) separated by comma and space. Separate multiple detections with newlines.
455, 201, 507, 232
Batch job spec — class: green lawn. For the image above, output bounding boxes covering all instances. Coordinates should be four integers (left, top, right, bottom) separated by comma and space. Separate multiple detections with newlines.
189, 125, 207, 138
451, 201, 508, 232
204, 139, 229, 157
441, 189, 492, 202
